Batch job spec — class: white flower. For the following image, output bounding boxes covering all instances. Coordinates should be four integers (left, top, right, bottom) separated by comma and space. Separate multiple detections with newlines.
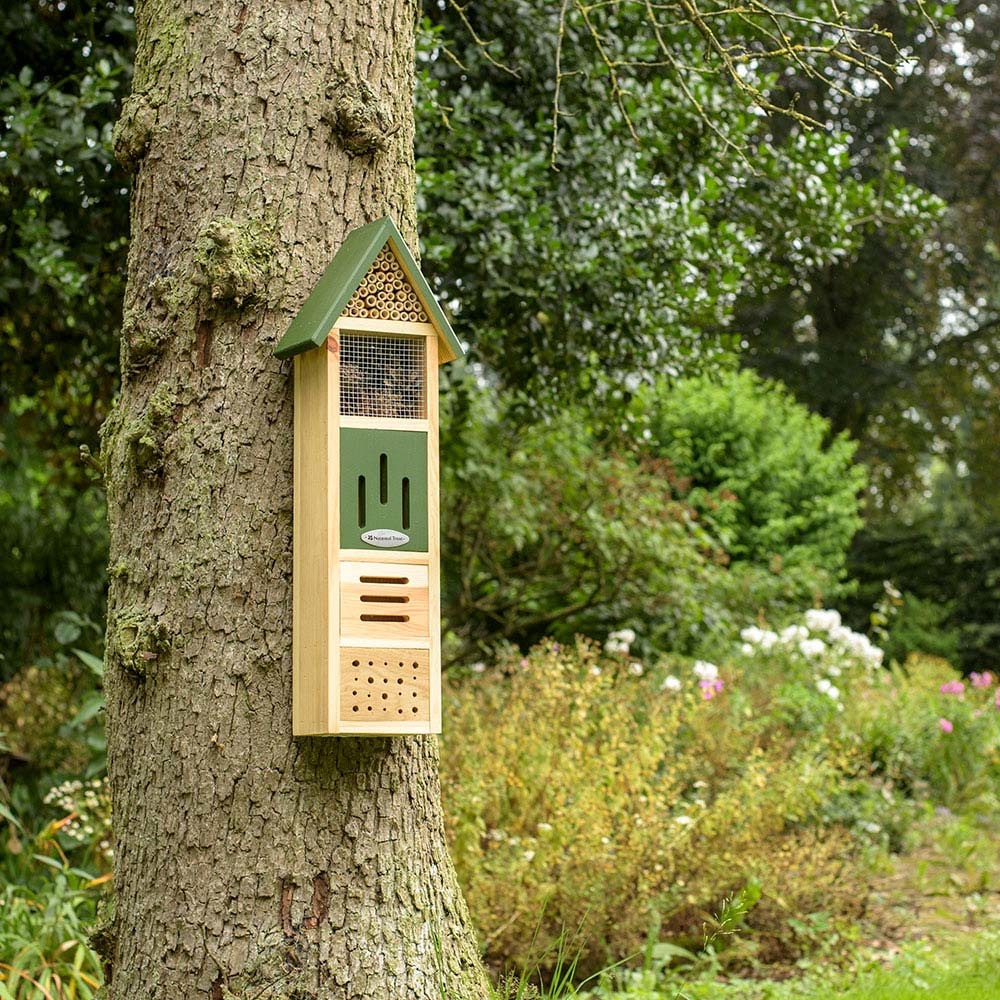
863, 821, 882, 834
804, 608, 842, 633
470, 661, 486, 674
740, 642, 755, 656
740, 626, 765, 644
674, 815, 693, 826
605, 628, 636, 654
816, 678, 839, 700
629, 661, 644, 676
537, 823, 553, 833
780, 624, 809, 643
590, 666, 602, 676
523, 850, 535, 862
661, 675, 682, 692
759, 630, 779, 650
826, 664, 841, 677
799, 638, 826, 659
692, 660, 719, 682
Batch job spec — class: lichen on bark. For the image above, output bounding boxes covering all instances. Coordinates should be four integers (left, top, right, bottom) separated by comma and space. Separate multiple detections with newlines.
107, 607, 170, 679
125, 382, 177, 475
193, 216, 274, 309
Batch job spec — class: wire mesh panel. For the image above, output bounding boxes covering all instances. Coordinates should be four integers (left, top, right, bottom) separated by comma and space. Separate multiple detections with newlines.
340, 334, 426, 419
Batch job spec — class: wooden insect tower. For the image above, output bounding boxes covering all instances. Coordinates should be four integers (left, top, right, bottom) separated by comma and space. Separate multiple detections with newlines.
274, 217, 463, 735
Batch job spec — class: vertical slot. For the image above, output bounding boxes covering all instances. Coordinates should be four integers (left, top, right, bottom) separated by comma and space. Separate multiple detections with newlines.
379, 453, 388, 505
357, 476, 366, 528
402, 477, 410, 529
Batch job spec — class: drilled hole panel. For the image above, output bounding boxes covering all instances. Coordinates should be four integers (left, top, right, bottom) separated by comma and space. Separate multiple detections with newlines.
340, 648, 431, 723
341, 246, 430, 324
339, 334, 426, 419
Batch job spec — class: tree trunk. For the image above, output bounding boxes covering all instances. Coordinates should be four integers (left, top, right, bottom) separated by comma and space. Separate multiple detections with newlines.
100, 1, 487, 996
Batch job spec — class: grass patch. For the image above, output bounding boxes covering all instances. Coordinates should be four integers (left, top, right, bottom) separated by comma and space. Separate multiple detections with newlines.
589, 928, 1000, 1000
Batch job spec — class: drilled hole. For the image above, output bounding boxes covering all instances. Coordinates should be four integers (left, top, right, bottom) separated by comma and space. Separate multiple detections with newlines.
382, 693, 388, 700
351, 660, 360, 667
360, 595, 409, 604
360, 575, 408, 585
367, 677, 375, 684
412, 706, 418, 714
357, 476, 366, 528
360, 614, 408, 622
379, 453, 388, 504
353, 706, 359, 713
402, 477, 410, 529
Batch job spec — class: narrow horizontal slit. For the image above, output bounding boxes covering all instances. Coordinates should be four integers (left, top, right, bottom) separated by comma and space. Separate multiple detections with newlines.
360, 614, 409, 623
360, 575, 408, 585
360, 595, 409, 604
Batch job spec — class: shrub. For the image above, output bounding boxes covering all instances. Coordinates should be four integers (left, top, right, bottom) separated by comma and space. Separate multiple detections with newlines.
440, 384, 846, 663
441, 637, 872, 977
440, 390, 724, 661
630, 370, 865, 578
850, 655, 1000, 811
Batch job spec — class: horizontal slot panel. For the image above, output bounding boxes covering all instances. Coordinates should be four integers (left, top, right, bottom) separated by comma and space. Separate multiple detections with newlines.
340, 647, 430, 725
340, 561, 429, 587
340, 563, 429, 639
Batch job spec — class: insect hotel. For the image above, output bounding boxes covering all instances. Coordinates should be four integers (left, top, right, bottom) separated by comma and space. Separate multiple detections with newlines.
274, 217, 463, 736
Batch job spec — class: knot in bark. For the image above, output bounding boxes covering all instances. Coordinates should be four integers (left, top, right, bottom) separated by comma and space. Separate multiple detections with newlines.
325, 79, 398, 156
193, 216, 273, 309
113, 93, 156, 172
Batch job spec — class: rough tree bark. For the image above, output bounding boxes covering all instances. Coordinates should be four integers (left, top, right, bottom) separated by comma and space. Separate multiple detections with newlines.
99, 1, 488, 997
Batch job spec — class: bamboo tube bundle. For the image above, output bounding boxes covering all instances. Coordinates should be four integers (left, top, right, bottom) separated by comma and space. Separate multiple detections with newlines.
341, 246, 431, 322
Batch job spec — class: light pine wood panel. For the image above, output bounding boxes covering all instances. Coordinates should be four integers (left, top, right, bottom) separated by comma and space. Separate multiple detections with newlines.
292, 347, 338, 735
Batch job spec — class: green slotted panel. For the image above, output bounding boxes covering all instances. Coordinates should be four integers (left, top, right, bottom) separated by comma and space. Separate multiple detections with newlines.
340, 428, 428, 552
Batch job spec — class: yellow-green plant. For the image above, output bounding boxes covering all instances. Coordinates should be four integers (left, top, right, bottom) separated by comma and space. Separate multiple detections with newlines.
441, 639, 868, 976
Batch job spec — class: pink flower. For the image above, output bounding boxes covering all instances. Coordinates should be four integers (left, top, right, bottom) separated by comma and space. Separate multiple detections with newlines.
699, 679, 724, 701
970, 671, 994, 689
520, 658, 530, 669
938, 718, 954, 733
939, 680, 965, 696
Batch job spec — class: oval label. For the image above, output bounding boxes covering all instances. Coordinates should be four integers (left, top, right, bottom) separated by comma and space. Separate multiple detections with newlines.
361, 528, 410, 548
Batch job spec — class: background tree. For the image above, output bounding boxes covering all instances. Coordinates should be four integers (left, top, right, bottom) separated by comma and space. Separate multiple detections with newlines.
731, 2, 1000, 666
0, 0, 132, 670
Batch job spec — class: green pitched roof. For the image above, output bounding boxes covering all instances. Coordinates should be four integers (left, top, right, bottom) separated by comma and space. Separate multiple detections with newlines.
273, 216, 463, 362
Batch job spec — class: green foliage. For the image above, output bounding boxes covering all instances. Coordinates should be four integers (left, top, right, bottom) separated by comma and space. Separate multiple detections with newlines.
440, 387, 713, 659
0, 423, 107, 675
441, 376, 867, 663
631, 370, 866, 576
415, 4, 943, 407
0, 799, 107, 1000
0, 1, 131, 674
848, 510, 1000, 673
588, 927, 1000, 999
